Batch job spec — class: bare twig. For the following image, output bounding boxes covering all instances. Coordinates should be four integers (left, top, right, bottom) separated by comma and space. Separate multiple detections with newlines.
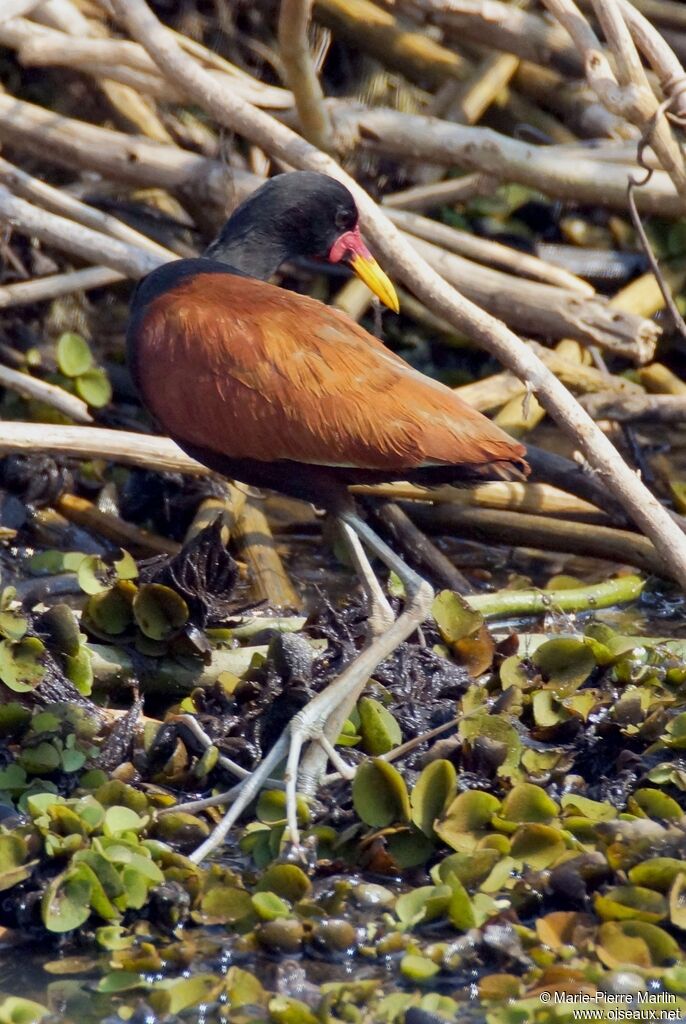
278, 0, 333, 150
350, 107, 684, 216
0, 364, 92, 422
580, 392, 686, 422
409, 504, 668, 577
0, 187, 165, 278
0, 267, 123, 308
0, 156, 176, 260
541, 0, 686, 206
387, 208, 595, 295
0, 423, 205, 474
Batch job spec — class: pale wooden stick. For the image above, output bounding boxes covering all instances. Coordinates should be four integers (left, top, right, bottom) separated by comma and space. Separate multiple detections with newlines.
0, 267, 124, 308
0, 187, 164, 278
0, 423, 205, 474
0, 156, 176, 260
278, 0, 333, 150
0, 364, 92, 422
541, 0, 686, 204
0, 0, 44, 21
93, 0, 686, 588
387, 207, 595, 295
353, 108, 683, 216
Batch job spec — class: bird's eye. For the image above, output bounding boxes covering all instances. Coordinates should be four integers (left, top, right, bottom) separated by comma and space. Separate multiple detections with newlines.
335, 208, 354, 232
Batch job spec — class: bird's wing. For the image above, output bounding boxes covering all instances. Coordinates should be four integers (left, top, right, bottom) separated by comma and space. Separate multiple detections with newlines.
135, 272, 525, 471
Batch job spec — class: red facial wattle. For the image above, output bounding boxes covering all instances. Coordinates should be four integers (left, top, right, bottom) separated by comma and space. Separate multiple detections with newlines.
327, 225, 371, 264
327, 225, 399, 313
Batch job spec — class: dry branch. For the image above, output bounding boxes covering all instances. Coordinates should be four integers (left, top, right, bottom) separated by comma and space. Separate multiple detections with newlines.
580, 392, 686, 423
387, 208, 594, 295
0, 267, 123, 308
0, 94, 256, 207
351, 108, 684, 216
540, 0, 686, 205
0, 423, 205, 474
409, 504, 667, 577
278, 0, 333, 150
403, 234, 658, 359
0, 187, 165, 278
0, 365, 92, 422
402, 0, 582, 76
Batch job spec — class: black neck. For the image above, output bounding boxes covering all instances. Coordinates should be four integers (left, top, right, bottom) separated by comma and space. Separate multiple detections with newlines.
203, 227, 289, 281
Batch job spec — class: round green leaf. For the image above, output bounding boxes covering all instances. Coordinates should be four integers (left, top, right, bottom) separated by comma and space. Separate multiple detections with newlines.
0, 637, 46, 693
133, 584, 189, 640
56, 333, 92, 377
75, 368, 112, 408
254, 864, 311, 901
411, 759, 457, 837
500, 783, 559, 823
352, 759, 411, 827
595, 885, 668, 923
42, 867, 93, 933
198, 886, 253, 925
358, 697, 402, 756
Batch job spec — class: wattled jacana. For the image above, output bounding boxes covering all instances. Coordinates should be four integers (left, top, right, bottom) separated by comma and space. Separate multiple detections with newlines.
127, 172, 528, 857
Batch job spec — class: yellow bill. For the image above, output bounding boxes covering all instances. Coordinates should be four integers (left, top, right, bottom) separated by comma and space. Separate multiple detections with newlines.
349, 253, 400, 313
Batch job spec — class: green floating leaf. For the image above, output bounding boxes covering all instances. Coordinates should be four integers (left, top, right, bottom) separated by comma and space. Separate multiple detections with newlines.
84, 581, 136, 637
256, 789, 309, 827
396, 885, 451, 927
42, 866, 93, 933
459, 713, 522, 780
0, 703, 31, 739
251, 891, 291, 921
597, 920, 680, 969
0, 608, 28, 642
629, 858, 685, 893
669, 872, 686, 930
65, 648, 93, 696
198, 886, 253, 925
400, 954, 440, 983
40, 605, 82, 657
510, 824, 566, 869
19, 741, 61, 775
102, 805, 145, 836
77, 556, 109, 596
254, 863, 311, 902
435, 790, 500, 853
533, 638, 596, 694
447, 873, 477, 931
0, 834, 33, 892
75, 368, 112, 408
56, 333, 92, 377
560, 793, 617, 821
386, 828, 435, 869
358, 697, 402, 756
268, 996, 318, 1024
0, 997, 51, 1024
499, 783, 559, 824
432, 590, 482, 644
435, 849, 500, 892
108, 551, 136, 585
629, 788, 683, 821
148, 974, 220, 1016
595, 885, 668, 923
133, 584, 189, 640
352, 759, 410, 828
411, 759, 457, 837
0, 637, 46, 693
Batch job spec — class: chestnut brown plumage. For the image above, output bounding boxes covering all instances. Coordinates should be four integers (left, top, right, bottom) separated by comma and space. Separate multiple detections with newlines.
127, 171, 529, 860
